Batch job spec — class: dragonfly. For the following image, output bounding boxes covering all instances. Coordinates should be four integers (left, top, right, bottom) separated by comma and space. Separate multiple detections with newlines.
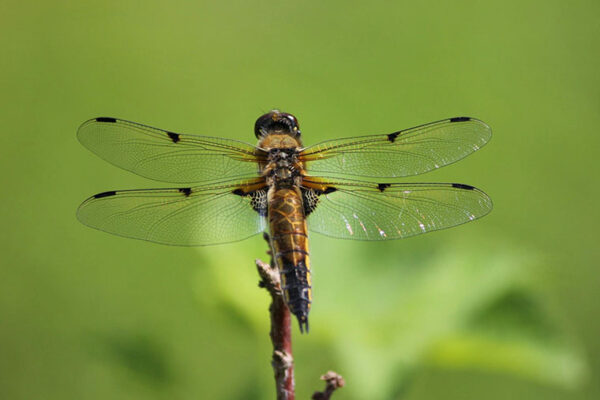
77, 110, 493, 333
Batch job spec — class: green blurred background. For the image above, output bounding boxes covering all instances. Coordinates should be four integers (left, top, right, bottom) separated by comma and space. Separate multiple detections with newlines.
1, 0, 598, 399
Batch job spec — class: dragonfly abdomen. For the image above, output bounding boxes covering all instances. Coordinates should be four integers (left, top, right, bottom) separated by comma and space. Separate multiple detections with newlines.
268, 187, 312, 333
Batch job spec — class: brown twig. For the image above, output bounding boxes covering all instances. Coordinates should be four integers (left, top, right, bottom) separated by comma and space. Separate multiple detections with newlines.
311, 371, 345, 400
256, 233, 295, 400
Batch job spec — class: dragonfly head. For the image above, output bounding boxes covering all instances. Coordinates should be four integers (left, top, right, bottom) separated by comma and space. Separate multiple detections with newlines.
254, 110, 301, 138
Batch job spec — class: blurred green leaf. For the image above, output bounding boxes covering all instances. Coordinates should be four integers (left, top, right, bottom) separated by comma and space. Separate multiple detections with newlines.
197, 239, 588, 399
98, 333, 173, 387
427, 288, 587, 388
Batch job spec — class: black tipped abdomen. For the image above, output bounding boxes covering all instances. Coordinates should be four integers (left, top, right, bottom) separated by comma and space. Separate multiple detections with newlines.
269, 187, 312, 333
280, 259, 312, 334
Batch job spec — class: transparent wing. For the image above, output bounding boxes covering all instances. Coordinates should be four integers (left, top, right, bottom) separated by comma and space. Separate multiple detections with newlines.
304, 178, 492, 240
77, 117, 266, 184
300, 117, 491, 179
77, 181, 267, 246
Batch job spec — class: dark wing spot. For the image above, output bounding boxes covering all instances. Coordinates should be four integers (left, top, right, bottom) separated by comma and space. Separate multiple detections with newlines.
178, 187, 192, 196
302, 188, 320, 216
167, 131, 180, 143
96, 117, 117, 123
450, 117, 471, 123
387, 132, 399, 143
452, 183, 475, 190
250, 190, 268, 216
302, 186, 336, 216
94, 190, 117, 199
377, 183, 391, 192
232, 188, 267, 216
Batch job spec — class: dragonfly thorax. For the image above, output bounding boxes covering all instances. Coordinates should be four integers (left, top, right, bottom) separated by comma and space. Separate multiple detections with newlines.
264, 148, 302, 187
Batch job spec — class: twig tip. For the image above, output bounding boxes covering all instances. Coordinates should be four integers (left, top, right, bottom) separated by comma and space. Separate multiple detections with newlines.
312, 371, 345, 400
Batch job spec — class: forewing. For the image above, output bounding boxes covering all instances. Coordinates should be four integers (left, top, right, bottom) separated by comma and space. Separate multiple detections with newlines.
77, 117, 265, 184
304, 179, 492, 240
301, 117, 491, 179
77, 181, 267, 246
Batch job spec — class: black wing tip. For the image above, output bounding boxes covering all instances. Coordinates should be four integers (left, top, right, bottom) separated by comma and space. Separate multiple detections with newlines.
95, 117, 117, 123
93, 190, 117, 199
297, 315, 309, 334
452, 183, 475, 190
449, 117, 471, 123
323, 187, 337, 195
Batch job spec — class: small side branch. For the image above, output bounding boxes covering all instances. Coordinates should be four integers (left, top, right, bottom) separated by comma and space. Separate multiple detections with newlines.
256, 233, 295, 400
312, 371, 345, 400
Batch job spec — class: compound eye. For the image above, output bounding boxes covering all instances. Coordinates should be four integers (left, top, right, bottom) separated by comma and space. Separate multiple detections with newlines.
281, 113, 300, 134
254, 112, 274, 138
254, 111, 301, 137
285, 114, 298, 128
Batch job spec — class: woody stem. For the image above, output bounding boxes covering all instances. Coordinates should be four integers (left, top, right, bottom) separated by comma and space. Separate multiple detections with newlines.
256, 233, 295, 400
